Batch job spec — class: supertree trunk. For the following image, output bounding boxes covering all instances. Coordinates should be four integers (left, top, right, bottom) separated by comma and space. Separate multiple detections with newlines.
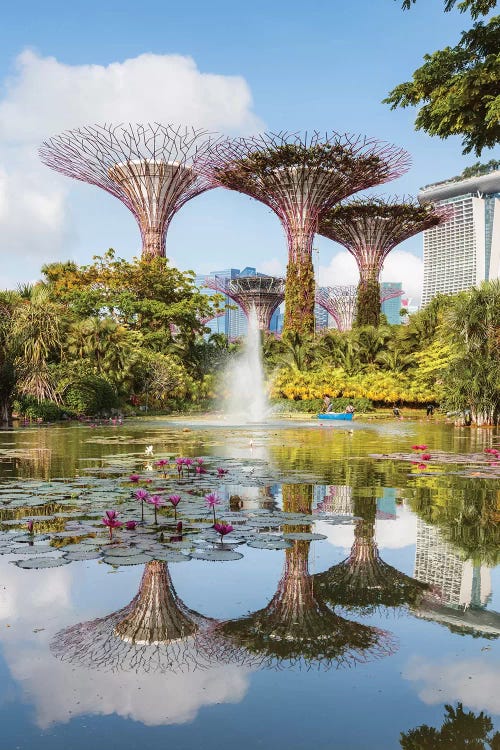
355, 267, 382, 327
283, 231, 316, 336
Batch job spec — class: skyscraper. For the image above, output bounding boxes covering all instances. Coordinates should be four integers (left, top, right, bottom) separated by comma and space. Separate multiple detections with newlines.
420, 169, 500, 305
381, 282, 403, 324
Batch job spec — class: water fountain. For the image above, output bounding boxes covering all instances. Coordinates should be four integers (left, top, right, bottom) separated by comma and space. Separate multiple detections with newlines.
222, 307, 269, 424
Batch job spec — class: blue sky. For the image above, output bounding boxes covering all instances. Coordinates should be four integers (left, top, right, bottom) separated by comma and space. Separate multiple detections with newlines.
0, 0, 498, 302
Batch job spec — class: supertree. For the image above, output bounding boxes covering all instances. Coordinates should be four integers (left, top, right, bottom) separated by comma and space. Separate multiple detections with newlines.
314, 494, 430, 614
51, 561, 249, 673
198, 132, 410, 336
39, 123, 217, 258
199, 309, 226, 326
207, 485, 397, 670
319, 197, 449, 327
204, 275, 285, 331
315, 284, 403, 331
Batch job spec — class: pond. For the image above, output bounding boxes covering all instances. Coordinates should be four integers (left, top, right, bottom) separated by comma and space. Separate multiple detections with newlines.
0, 417, 498, 749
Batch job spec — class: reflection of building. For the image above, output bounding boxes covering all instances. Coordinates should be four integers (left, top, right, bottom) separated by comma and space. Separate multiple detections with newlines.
376, 488, 397, 520
315, 485, 353, 515
414, 520, 492, 609
420, 170, 500, 305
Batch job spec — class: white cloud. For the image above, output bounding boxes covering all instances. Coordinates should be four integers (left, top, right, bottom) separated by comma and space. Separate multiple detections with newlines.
0, 50, 262, 284
260, 258, 285, 276
404, 656, 500, 716
315, 504, 417, 551
0, 50, 261, 143
318, 249, 424, 305
0, 560, 253, 729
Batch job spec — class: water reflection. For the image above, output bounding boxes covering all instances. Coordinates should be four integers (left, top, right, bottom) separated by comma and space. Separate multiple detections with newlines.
315, 493, 429, 613
399, 703, 500, 749
212, 485, 397, 669
52, 561, 249, 673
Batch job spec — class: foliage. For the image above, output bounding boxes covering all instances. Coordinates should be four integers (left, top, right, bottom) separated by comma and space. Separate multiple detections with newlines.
440, 281, 500, 423
400, 703, 500, 749
386, 6, 500, 155
60, 375, 118, 415
283, 256, 316, 336
356, 278, 382, 327
13, 396, 68, 422
272, 397, 373, 413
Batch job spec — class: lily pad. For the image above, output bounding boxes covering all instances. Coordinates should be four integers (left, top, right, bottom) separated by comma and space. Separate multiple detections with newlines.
14, 557, 70, 569
102, 553, 153, 566
282, 532, 327, 541
190, 549, 244, 562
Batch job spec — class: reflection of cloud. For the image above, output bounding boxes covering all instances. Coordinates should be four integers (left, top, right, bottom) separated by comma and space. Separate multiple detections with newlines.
315, 505, 416, 551
0, 561, 252, 728
404, 655, 500, 716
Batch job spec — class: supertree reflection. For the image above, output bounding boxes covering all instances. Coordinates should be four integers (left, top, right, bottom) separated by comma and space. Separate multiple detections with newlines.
209, 485, 397, 670
315, 495, 429, 613
52, 562, 249, 674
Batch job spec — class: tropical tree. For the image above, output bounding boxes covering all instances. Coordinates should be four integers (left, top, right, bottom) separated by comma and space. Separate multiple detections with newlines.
387, 1, 499, 155
400, 702, 500, 749
441, 280, 500, 423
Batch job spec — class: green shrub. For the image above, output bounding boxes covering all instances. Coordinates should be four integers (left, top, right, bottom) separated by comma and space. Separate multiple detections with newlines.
13, 396, 67, 421
62, 376, 118, 415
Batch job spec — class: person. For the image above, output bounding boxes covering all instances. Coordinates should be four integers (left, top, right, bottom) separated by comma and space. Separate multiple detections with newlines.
323, 395, 332, 413
392, 405, 401, 418
345, 403, 355, 414
464, 408, 472, 426
426, 404, 434, 417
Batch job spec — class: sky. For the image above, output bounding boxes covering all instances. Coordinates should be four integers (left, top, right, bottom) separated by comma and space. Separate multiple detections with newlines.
0, 0, 498, 304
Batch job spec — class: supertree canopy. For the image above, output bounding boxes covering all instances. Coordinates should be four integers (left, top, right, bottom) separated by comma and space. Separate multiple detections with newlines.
314, 495, 430, 614
39, 123, 217, 258
204, 275, 285, 331
51, 561, 248, 673
209, 485, 397, 670
315, 284, 404, 331
319, 197, 448, 327
199, 132, 410, 336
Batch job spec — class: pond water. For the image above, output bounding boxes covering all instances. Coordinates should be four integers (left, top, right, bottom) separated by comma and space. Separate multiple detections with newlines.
0, 417, 499, 749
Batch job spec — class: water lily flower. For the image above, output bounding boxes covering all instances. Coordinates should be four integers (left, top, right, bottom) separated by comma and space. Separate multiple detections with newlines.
184, 458, 194, 475
216, 467, 229, 477
134, 489, 150, 522
417, 463, 427, 470
213, 521, 234, 543
195, 465, 207, 475
411, 445, 428, 451
146, 494, 166, 524
176, 520, 183, 533
102, 510, 123, 539
175, 457, 185, 477
129, 474, 140, 483
144, 445, 154, 456
155, 458, 169, 477
205, 492, 221, 523
421, 453, 431, 461
168, 494, 181, 520
27, 520, 34, 534
196, 458, 204, 466
125, 520, 138, 531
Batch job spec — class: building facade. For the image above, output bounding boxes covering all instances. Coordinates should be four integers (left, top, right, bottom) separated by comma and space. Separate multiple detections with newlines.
419, 170, 500, 305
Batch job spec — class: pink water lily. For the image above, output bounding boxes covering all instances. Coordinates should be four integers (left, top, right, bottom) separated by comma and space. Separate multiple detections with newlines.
184, 458, 194, 474
168, 494, 181, 520
146, 494, 166, 524
196, 465, 207, 475
175, 457, 185, 477
155, 458, 169, 477
125, 520, 138, 531
417, 463, 427, 470
196, 458, 204, 466
102, 510, 123, 539
129, 474, 140, 483
134, 489, 150, 522
216, 467, 229, 477
411, 445, 428, 451
205, 492, 221, 523
27, 520, 34, 534
213, 521, 234, 543
421, 453, 431, 461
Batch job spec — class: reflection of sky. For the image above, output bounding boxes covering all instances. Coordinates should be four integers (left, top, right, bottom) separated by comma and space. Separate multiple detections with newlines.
0, 559, 253, 730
